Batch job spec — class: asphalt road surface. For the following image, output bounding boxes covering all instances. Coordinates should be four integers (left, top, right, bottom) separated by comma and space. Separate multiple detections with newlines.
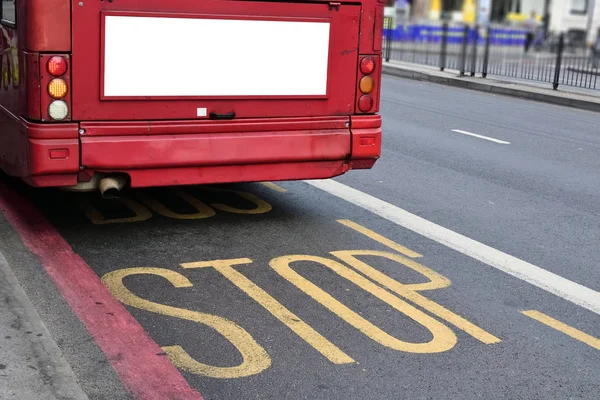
1, 76, 599, 400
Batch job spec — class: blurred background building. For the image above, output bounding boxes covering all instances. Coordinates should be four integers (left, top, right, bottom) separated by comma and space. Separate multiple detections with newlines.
385, 0, 599, 43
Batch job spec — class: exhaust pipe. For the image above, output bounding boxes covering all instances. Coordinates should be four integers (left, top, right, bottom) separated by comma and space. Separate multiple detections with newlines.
99, 176, 127, 199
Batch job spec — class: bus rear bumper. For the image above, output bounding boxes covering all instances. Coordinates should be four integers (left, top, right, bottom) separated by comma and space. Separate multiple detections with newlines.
23, 116, 381, 188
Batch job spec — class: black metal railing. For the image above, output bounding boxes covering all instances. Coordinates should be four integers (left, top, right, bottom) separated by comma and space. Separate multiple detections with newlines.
382, 17, 600, 91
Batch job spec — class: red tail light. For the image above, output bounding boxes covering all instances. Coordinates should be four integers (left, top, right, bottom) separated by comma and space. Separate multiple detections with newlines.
358, 95, 374, 112
47, 56, 68, 77
40, 54, 71, 121
355, 56, 380, 114
360, 57, 376, 74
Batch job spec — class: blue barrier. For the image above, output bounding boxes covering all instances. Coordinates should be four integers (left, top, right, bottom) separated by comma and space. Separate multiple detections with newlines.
383, 25, 527, 46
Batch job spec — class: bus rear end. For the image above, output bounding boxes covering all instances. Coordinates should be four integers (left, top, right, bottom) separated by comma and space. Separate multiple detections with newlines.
9, 0, 384, 193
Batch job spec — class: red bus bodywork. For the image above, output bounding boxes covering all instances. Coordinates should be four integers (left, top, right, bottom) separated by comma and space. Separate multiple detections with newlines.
0, 0, 384, 190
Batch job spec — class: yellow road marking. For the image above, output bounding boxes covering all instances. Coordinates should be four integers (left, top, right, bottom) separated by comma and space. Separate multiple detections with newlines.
181, 258, 354, 364
337, 219, 422, 258
200, 188, 273, 214
332, 250, 501, 345
79, 187, 272, 224
136, 188, 216, 220
101, 267, 271, 378
78, 197, 153, 225
522, 310, 600, 350
332, 250, 450, 292
260, 182, 287, 193
270, 255, 457, 353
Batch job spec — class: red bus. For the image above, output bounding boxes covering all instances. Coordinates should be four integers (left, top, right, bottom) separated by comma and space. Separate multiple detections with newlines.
0, 0, 383, 198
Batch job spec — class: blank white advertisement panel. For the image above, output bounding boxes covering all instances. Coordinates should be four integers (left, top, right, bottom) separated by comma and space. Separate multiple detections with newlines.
103, 15, 331, 97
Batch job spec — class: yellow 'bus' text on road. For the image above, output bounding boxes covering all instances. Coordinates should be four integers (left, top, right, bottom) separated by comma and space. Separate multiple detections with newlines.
137, 188, 216, 220
79, 186, 272, 225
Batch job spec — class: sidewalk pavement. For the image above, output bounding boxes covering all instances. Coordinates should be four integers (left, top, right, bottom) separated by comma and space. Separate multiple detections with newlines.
0, 250, 88, 400
383, 61, 600, 113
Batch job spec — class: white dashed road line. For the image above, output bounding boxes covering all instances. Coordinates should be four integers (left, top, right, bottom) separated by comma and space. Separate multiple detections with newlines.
451, 129, 511, 145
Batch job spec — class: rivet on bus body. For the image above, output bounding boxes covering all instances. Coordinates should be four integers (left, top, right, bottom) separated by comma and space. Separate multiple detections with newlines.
79, 129, 86, 135
78, 2, 83, 6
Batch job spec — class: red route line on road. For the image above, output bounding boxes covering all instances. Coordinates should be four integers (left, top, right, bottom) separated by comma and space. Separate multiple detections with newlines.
0, 182, 203, 400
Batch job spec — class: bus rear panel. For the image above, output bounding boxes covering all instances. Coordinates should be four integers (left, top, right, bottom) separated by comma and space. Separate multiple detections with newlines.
0, 0, 384, 191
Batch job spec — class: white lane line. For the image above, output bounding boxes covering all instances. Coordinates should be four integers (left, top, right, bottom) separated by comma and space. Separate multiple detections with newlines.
451, 129, 511, 145
305, 179, 600, 315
